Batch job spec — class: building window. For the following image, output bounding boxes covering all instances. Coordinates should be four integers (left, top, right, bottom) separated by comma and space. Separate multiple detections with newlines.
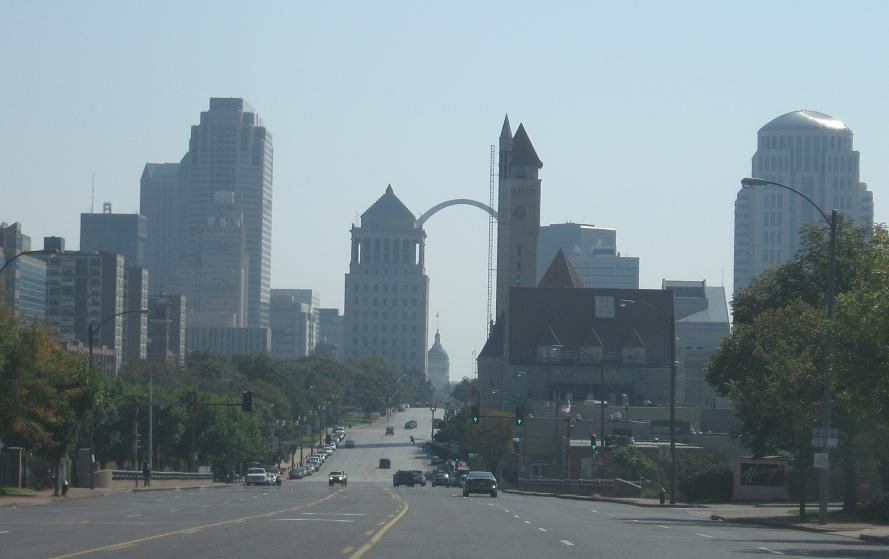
594, 296, 615, 318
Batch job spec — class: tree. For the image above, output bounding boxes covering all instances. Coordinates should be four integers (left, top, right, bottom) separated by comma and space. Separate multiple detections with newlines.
463, 410, 514, 472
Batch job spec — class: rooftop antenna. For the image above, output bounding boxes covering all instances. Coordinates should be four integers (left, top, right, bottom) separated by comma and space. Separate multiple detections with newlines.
90, 173, 95, 213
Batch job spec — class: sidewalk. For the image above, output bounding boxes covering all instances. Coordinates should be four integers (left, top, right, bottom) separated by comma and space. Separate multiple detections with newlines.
503, 488, 889, 544
0, 481, 230, 508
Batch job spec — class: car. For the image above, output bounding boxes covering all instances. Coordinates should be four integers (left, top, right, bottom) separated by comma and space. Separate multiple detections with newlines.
604, 434, 635, 448
451, 470, 470, 487
344, 439, 356, 448
246, 467, 269, 486
303, 462, 316, 473
267, 469, 283, 486
404, 420, 417, 429
379, 458, 391, 469
385, 426, 395, 436
410, 470, 426, 486
462, 470, 498, 498
392, 470, 414, 487
431, 471, 449, 487
289, 467, 306, 479
328, 471, 348, 486
397, 404, 406, 412
335, 425, 346, 433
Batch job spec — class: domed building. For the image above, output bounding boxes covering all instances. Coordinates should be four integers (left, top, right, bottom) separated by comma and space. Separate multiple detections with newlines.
427, 330, 450, 395
734, 110, 874, 292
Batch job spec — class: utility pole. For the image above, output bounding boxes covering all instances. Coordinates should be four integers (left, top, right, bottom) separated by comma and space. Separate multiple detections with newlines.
148, 370, 154, 483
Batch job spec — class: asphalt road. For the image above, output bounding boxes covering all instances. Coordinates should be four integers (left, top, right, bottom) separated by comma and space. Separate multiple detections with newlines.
1, 410, 886, 558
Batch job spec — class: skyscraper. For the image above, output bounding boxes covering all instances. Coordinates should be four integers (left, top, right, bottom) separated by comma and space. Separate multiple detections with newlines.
734, 110, 874, 292
80, 204, 147, 267
537, 223, 639, 288
495, 116, 543, 320
140, 162, 181, 295
0, 222, 46, 323
176, 98, 273, 329
343, 186, 429, 373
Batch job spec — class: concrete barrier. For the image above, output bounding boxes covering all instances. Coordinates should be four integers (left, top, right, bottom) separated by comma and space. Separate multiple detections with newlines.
94, 469, 113, 488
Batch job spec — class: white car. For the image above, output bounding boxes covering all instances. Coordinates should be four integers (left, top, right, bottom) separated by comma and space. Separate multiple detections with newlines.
246, 467, 269, 486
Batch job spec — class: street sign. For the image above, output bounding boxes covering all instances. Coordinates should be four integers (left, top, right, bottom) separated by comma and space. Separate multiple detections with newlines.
811, 437, 839, 448
268, 436, 279, 452
813, 452, 829, 469
812, 428, 839, 438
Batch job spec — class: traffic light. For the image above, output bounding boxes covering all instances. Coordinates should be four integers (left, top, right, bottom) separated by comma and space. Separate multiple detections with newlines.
471, 403, 480, 424
590, 434, 598, 450
241, 390, 253, 412
514, 406, 525, 426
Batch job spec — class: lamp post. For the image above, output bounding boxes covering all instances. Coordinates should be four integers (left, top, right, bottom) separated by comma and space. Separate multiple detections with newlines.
0, 248, 59, 275
619, 298, 677, 505
741, 177, 837, 525
87, 308, 148, 489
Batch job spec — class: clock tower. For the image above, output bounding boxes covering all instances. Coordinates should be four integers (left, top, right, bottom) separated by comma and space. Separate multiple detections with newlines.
495, 115, 543, 321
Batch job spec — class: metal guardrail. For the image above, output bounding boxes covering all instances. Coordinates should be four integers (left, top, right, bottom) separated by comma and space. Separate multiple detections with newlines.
518, 478, 614, 489
111, 470, 213, 481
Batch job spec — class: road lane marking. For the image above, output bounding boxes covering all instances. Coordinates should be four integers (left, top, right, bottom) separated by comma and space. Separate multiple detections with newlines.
757, 547, 784, 556
274, 518, 355, 523
696, 534, 714, 538
538, 528, 547, 532
523, 521, 531, 524
302, 513, 366, 516
377, 521, 385, 526
350, 492, 409, 559
342, 547, 355, 554
504, 509, 510, 513
124, 514, 141, 518
513, 515, 520, 518
364, 530, 374, 536
657, 525, 671, 529
589, 509, 599, 513
0, 531, 9, 534
47, 490, 343, 559
169, 509, 179, 512
560, 540, 574, 546
632, 519, 640, 522
607, 513, 614, 517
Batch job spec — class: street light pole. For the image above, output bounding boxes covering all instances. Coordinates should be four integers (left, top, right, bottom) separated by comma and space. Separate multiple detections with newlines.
742, 177, 837, 525
0, 248, 59, 275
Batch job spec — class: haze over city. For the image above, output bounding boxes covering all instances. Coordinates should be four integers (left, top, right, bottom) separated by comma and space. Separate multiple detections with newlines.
3, 1, 888, 379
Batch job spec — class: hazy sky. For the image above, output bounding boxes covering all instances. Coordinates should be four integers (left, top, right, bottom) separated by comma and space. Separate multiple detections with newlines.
3, 1, 888, 381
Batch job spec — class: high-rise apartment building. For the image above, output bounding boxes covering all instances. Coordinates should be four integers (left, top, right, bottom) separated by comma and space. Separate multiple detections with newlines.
147, 293, 186, 366
496, 116, 543, 320
140, 162, 181, 295
270, 289, 316, 359
176, 98, 273, 329
185, 326, 271, 357
537, 223, 639, 288
124, 267, 149, 362
43, 248, 126, 374
343, 186, 429, 373
734, 110, 874, 292
80, 205, 147, 268
0, 222, 46, 323
317, 307, 344, 360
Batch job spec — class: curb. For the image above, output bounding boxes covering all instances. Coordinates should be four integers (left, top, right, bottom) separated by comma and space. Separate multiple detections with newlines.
859, 534, 889, 544
503, 488, 701, 508
710, 514, 888, 544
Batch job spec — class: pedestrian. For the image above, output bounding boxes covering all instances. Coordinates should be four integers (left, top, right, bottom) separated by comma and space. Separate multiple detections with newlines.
659, 486, 666, 505
142, 461, 151, 488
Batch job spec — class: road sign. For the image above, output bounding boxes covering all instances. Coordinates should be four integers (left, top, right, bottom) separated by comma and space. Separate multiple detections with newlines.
813, 452, 829, 469
268, 436, 279, 452
812, 428, 839, 438
811, 437, 839, 448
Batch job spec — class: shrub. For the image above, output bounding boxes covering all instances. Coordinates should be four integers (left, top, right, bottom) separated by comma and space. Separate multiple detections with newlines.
860, 491, 889, 522
678, 454, 733, 503
610, 446, 660, 481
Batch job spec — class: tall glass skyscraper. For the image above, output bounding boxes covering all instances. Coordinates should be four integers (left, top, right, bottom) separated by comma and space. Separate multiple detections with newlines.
176, 98, 273, 328
734, 110, 874, 293
140, 162, 181, 295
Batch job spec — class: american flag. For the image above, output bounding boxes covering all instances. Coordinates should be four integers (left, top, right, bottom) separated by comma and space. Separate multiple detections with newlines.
560, 398, 572, 415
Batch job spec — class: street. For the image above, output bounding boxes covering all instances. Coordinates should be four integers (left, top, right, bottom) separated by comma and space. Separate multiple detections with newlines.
1, 411, 885, 558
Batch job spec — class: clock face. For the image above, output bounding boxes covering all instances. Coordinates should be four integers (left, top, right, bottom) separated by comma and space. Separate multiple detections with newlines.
513, 206, 527, 219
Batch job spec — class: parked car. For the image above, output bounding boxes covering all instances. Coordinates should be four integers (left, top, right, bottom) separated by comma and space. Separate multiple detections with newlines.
289, 467, 306, 479
385, 426, 395, 436
404, 420, 417, 429
410, 470, 426, 486
344, 439, 356, 448
393, 470, 414, 487
462, 471, 498, 498
328, 471, 348, 486
379, 458, 391, 469
246, 467, 269, 486
431, 472, 449, 487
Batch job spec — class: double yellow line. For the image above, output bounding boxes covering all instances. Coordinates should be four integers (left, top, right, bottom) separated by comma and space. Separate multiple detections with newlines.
348, 491, 409, 559
50, 490, 344, 559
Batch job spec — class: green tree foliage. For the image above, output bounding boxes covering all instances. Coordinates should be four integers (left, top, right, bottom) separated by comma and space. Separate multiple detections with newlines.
677, 454, 733, 503
463, 409, 514, 471
610, 446, 659, 481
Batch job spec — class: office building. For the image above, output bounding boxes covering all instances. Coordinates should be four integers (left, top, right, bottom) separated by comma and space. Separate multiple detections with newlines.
185, 326, 271, 357
662, 280, 730, 407
147, 294, 186, 366
734, 110, 874, 292
80, 205, 147, 268
270, 289, 316, 359
0, 222, 46, 323
343, 185, 429, 373
43, 248, 126, 374
124, 267, 149, 362
176, 98, 273, 329
140, 162, 181, 295
317, 308, 344, 360
537, 223, 639, 288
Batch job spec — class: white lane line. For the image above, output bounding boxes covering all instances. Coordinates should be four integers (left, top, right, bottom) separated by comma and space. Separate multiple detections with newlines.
560, 540, 574, 546
513, 515, 520, 518
523, 520, 531, 525
301, 512, 366, 516
0, 530, 9, 534
273, 518, 355, 523
696, 533, 713, 538
657, 525, 671, 529
632, 519, 640, 522
124, 514, 141, 518
589, 509, 599, 513
757, 547, 784, 556
170, 509, 180, 512
607, 513, 615, 517
538, 528, 548, 532
504, 509, 510, 513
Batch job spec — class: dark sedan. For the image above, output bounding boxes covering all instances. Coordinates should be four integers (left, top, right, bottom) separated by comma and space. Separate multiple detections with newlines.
431, 472, 449, 487
462, 471, 498, 498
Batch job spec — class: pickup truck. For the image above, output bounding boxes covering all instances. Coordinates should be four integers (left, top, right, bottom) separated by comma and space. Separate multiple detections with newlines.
246, 467, 269, 486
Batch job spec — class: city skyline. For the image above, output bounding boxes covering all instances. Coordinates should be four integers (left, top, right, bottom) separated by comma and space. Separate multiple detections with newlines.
2, 2, 888, 380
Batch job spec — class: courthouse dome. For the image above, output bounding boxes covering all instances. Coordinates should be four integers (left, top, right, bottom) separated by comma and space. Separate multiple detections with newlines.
760, 110, 849, 133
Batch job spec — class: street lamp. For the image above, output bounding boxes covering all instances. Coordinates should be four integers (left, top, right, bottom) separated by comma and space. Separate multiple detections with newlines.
619, 298, 678, 505
0, 248, 60, 275
741, 176, 838, 525
87, 308, 149, 489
